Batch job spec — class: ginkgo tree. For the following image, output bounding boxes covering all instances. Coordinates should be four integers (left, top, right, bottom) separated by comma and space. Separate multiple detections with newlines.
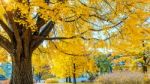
0, 0, 150, 84
109, 8, 150, 72
51, 54, 97, 83
32, 46, 51, 82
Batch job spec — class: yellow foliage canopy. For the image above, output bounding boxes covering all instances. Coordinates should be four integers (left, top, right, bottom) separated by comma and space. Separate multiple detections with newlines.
0, 0, 149, 79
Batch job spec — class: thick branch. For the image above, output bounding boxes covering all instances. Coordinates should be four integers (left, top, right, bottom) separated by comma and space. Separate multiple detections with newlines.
1, 2, 23, 57
31, 21, 54, 51
7, 11, 22, 58
34, 16, 46, 35
0, 35, 13, 53
0, 19, 14, 43
23, 29, 32, 58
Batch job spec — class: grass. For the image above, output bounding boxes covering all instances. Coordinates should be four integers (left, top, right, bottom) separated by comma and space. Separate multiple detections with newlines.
37, 69, 150, 84
95, 71, 150, 84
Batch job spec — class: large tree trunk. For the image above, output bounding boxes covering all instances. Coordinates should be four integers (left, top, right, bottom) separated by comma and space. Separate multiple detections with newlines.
10, 29, 34, 84
0, 12, 54, 84
10, 53, 33, 84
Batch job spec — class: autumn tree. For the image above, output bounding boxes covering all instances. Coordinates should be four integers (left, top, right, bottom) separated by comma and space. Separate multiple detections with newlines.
51, 54, 97, 83
107, 0, 150, 73
32, 47, 51, 82
0, 0, 150, 84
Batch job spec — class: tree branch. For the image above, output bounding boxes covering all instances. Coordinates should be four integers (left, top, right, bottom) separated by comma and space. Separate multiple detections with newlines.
1, 1, 23, 57
31, 21, 54, 51
23, 29, 32, 58
52, 41, 90, 56
0, 19, 14, 43
0, 35, 13, 54
34, 16, 46, 35
33, 28, 117, 41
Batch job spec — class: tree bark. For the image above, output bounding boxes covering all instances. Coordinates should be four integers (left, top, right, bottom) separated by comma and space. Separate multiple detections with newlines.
68, 76, 72, 83
9, 28, 33, 84
142, 65, 147, 73
142, 56, 148, 73
73, 63, 76, 84
0, 13, 54, 84
10, 53, 33, 84
66, 77, 68, 83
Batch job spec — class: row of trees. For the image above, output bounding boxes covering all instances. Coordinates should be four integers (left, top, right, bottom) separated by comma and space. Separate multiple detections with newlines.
0, 46, 149, 83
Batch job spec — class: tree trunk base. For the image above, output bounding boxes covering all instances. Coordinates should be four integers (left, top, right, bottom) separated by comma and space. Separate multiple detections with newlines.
10, 57, 33, 84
